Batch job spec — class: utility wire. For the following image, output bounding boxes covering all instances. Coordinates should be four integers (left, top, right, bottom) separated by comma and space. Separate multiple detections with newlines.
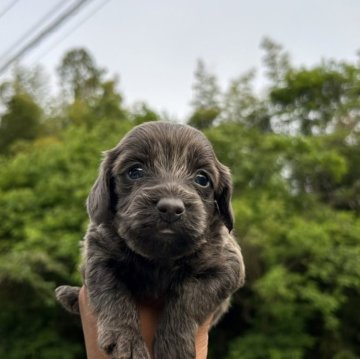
0, 0, 93, 75
0, 0, 68, 64
35, 0, 112, 62
0, 0, 20, 20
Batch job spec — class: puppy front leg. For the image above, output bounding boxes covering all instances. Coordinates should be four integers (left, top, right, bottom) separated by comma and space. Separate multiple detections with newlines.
152, 278, 225, 359
154, 256, 244, 359
86, 263, 151, 359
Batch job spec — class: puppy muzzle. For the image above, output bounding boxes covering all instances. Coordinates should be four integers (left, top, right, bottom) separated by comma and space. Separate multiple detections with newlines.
116, 183, 208, 259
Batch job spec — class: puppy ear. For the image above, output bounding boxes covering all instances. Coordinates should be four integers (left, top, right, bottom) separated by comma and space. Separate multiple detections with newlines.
215, 163, 234, 232
87, 150, 117, 225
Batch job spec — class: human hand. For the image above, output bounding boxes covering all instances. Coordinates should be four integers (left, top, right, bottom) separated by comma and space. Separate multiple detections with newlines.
79, 286, 211, 359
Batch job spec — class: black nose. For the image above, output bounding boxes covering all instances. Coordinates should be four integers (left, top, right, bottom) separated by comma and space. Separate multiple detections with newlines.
157, 198, 185, 223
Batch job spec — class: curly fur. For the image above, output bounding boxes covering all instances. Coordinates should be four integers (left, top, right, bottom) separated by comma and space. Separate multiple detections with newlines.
55, 122, 245, 359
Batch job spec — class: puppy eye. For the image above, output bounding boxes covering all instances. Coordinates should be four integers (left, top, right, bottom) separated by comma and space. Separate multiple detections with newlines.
194, 172, 210, 187
127, 165, 144, 180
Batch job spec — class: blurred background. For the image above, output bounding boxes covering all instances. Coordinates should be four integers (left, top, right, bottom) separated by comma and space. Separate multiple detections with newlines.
0, 1, 360, 358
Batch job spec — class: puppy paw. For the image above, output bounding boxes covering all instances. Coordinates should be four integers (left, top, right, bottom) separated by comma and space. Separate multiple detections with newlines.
153, 331, 195, 359
55, 285, 80, 314
98, 327, 150, 359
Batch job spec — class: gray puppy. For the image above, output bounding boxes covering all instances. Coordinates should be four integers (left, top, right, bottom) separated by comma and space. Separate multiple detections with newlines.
56, 121, 245, 359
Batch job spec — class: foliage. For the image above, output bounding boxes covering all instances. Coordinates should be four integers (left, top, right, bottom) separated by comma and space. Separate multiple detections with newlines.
0, 90, 43, 153
0, 120, 133, 358
57, 48, 104, 103
0, 43, 360, 359
188, 60, 221, 129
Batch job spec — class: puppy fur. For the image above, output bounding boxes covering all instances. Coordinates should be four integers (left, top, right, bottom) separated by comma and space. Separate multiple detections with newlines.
55, 121, 245, 359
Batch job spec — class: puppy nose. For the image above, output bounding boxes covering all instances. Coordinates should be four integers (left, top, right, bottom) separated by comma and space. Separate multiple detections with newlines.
157, 198, 185, 223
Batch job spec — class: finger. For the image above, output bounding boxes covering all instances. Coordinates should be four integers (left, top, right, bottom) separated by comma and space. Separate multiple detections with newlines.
79, 287, 109, 359
195, 316, 212, 359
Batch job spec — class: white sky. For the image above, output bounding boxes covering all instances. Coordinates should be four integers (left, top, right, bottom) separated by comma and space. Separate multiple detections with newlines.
1, 0, 360, 120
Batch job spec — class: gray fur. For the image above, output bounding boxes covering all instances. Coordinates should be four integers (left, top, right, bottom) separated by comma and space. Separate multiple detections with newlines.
55, 122, 245, 359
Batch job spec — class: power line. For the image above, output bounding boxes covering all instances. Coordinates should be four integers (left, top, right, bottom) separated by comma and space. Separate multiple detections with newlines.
0, 0, 68, 64
35, 0, 112, 62
0, 0, 93, 75
0, 0, 20, 20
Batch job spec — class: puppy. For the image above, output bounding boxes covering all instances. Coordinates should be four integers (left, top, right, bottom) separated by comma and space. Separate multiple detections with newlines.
56, 121, 245, 359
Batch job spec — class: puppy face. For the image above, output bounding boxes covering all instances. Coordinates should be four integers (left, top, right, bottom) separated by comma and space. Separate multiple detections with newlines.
87, 122, 233, 260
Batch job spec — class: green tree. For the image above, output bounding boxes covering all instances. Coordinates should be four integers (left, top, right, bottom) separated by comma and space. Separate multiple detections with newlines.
57, 48, 103, 103
0, 90, 43, 153
205, 122, 360, 359
188, 59, 221, 129
266, 58, 360, 212
0, 66, 49, 154
57, 48, 125, 127
222, 70, 272, 131
0, 119, 133, 358
269, 62, 360, 135
261, 37, 291, 85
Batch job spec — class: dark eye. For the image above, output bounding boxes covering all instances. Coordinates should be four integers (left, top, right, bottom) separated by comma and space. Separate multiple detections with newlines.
127, 165, 144, 180
194, 172, 210, 187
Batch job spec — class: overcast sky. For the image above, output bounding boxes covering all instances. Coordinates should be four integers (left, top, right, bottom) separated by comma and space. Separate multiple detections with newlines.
1, 0, 360, 120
